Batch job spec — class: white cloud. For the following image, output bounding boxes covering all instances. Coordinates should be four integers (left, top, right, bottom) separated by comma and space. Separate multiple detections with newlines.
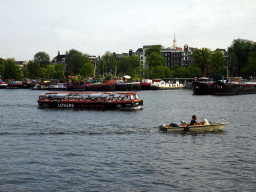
1, 0, 256, 60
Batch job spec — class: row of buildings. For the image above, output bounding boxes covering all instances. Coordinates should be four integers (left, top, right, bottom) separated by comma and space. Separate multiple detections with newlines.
23, 34, 225, 77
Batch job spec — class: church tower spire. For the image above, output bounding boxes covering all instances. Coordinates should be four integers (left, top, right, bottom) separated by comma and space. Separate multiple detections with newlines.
172, 32, 177, 48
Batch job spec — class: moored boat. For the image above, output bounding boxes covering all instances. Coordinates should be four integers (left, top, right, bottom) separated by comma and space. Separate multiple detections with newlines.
159, 121, 228, 132
48, 83, 68, 91
115, 80, 141, 91
213, 77, 256, 95
151, 79, 184, 90
0, 80, 7, 89
38, 92, 143, 110
32, 84, 49, 90
7, 81, 23, 88
192, 77, 215, 95
140, 79, 152, 90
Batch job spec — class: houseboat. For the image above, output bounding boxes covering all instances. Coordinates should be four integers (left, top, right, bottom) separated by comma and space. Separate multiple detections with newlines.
192, 77, 215, 95
213, 77, 256, 95
38, 92, 143, 110
150, 79, 185, 90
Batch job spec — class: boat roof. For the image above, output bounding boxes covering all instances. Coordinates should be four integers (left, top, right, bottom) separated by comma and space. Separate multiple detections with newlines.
44, 91, 138, 94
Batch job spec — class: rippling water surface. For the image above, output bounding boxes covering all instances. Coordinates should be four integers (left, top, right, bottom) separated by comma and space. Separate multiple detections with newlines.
0, 89, 255, 191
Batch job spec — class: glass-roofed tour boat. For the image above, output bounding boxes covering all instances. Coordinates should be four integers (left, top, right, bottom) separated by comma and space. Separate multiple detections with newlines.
38, 92, 143, 110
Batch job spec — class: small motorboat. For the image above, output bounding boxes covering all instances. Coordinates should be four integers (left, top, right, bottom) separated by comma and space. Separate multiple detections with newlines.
159, 119, 228, 132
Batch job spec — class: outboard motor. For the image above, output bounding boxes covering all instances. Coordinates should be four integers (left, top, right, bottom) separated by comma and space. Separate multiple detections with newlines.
159, 124, 167, 131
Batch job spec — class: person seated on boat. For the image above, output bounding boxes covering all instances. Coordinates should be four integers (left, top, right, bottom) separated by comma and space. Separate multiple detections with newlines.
190, 115, 204, 125
180, 121, 186, 126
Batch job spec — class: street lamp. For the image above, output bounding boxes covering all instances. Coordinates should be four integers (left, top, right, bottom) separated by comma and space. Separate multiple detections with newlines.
62, 58, 66, 71
62, 58, 66, 79
224, 55, 229, 83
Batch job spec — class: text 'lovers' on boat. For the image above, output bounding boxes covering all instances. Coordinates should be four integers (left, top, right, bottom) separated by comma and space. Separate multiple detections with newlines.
38, 92, 143, 110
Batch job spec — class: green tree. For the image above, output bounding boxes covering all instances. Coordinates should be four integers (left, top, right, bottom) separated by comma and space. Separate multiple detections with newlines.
129, 55, 141, 78
39, 68, 48, 79
146, 52, 165, 69
21, 65, 29, 78
46, 65, 55, 79
187, 65, 204, 78
209, 50, 226, 79
105, 74, 112, 80
228, 39, 255, 76
97, 59, 107, 77
210, 51, 225, 70
52, 63, 65, 79
241, 51, 256, 78
0, 58, 5, 77
34, 52, 51, 68
3, 59, 22, 80
71, 76, 79, 83
172, 65, 191, 78
145, 45, 162, 56
79, 63, 94, 78
117, 55, 140, 78
192, 48, 212, 73
117, 57, 129, 76
99, 51, 117, 75
171, 64, 203, 78
149, 65, 173, 79
27, 60, 40, 79
66, 49, 90, 75
54, 63, 65, 72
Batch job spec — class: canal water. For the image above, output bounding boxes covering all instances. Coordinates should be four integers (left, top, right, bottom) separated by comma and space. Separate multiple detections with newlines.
0, 89, 255, 191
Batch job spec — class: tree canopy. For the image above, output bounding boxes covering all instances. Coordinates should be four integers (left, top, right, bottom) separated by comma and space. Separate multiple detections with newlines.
0, 58, 5, 77
79, 63, 94, 78
3, 59, 22, 80
149, 66, 173, 79
66, 49, 90, 75
97, 51, 117, 76
171, 64, 203, 78
241, 51, 256, 78
146, 52, 166, 69
145, 45, 162, 56
117, 55, 140, 79
34, 52, 51, 68
228, 39, 256, 77
192, 48, 212, 73
27, 60, 40, 79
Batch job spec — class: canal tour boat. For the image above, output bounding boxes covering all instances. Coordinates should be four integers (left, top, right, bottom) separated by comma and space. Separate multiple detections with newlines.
159, 119, 228, 132
38, 92, 143, 110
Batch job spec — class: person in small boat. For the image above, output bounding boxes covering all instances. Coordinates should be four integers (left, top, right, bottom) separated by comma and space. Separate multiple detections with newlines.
190, 115, 204, 125
180, 121, 186, 126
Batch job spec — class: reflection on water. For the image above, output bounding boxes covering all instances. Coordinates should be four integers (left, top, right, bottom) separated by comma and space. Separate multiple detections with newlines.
0, 89, 255, 191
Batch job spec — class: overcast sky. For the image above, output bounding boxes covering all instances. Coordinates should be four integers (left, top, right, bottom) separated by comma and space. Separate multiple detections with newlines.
1, 0, 255, 61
